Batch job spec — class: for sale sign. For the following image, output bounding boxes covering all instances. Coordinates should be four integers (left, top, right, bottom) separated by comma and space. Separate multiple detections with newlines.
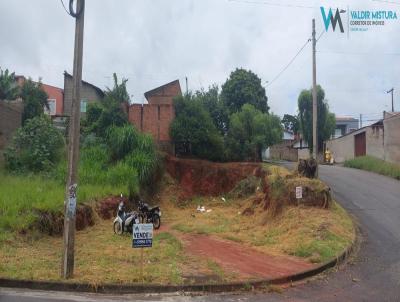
132, 224, 153, 248
296, 186, 303, 199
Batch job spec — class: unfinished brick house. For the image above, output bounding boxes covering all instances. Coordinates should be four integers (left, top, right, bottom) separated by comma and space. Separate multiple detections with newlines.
128, 80, 181, 153
63, 71, 105, 117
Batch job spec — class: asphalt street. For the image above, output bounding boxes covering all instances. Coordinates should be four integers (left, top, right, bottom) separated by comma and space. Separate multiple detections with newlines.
1, 165, 400, 301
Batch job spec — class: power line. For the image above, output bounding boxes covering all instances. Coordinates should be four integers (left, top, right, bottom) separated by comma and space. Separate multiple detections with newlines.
318, 50, 400, 56
60, 0, 84, 18
316, 30, 325, 42
60, 0, 72, 16
371, 0, 400, 5
227, 0, 315, 9
266, 38, 311, 87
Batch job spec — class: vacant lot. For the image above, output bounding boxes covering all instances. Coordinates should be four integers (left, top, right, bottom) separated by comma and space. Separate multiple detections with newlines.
0, 165, 355, 285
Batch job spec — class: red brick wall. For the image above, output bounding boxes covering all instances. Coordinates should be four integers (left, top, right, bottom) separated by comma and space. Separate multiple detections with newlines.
145, 80, 181, 105
159, 104, 175, 141
128, 81, 180, 153
143, 105, 158, 140
128, 104, 142, 131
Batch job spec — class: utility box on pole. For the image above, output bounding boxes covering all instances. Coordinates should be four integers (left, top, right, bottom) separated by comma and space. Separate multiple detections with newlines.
61, 0, 85, 279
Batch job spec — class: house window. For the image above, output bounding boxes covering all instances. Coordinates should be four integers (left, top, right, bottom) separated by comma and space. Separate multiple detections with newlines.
45, 99, 56, 115
334, 128, 342, 138
81, 100, 87, 113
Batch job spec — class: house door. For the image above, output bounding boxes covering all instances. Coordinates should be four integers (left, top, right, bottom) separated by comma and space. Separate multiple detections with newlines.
354, 132, 366, 157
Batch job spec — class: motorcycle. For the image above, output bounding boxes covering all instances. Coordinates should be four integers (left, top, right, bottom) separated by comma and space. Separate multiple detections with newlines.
138, 200, 161, 230
113, 194, 140, 235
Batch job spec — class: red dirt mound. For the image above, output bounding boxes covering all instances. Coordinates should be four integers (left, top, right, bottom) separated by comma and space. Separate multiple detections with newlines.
34, 204, 95, 236
165, 156, 262, 199
96, 195, 130, 220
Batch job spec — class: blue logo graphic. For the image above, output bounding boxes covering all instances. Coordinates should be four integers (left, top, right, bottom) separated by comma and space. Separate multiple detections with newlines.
321, 7, 345, 33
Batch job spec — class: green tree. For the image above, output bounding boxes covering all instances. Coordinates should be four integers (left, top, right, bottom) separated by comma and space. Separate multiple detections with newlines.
282, 114, 300, 134
20, 79, 49, 124
226, 104, 283, 162
298, 85, 336, 152
170, 94, 225, 161
0, 68, 19, 100
82, 73, 129, 137
221, 68, 269, 114
195, 85, 229, 135
4, 116, 64, 172
105, 73, 130, 103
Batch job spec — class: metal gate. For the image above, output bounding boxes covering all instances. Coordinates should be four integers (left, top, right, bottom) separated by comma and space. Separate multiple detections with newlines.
354, 132, 366, 157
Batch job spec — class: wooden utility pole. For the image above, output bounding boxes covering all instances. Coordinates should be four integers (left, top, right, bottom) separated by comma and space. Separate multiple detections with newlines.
185, 76, 188, 95
312, 19, 318, 164
387, 88, 394, 112
61, 0, 85, 279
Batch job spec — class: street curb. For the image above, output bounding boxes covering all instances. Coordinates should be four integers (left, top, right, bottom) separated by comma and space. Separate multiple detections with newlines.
0, 228, 359, 294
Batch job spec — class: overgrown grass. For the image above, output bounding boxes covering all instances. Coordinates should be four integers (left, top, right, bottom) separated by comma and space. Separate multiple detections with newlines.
169, 198, 354, 264
0, 171, 126, 236
0, 221, 185, 284
344, 156, 400, 180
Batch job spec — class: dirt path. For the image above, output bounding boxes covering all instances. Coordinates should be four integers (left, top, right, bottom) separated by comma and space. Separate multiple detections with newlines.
159, 224, 315, 280
182, 234, 315, 279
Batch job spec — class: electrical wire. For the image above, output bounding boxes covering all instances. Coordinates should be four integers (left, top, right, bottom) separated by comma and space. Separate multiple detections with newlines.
69, 0, 84, 18
60, 0, 72, 16
227, 0, 315, 9
266, 38, 311, 87
371, 0, 400, 4
60, 0, 84, 18
316, 30, 325, 42
318, 50, 400, 56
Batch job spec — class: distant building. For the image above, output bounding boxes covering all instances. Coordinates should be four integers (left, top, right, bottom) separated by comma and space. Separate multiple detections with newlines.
333, 116, 359, 139
383, 112, 400, 164
63, 71, 104, 117
263, 131, 297, 161
14, 75, 64, 117
128, 80, 182, 153
326, 120, 384, 163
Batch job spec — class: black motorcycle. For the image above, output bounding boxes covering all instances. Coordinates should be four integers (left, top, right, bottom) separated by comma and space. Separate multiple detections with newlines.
138, 200, 161, 229
113, 195, 139, 235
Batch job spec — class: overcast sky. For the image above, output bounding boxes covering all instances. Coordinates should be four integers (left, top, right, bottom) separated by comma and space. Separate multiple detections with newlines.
1, 0, 399, 123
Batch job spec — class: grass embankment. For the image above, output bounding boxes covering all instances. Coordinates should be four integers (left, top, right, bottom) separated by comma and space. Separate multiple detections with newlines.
344, 156, 400, 180
0, 172, 125, 241
170, 197, 354, 264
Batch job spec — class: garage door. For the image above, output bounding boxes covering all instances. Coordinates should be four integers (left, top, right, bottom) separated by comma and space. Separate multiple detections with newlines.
354, 132, 366, 157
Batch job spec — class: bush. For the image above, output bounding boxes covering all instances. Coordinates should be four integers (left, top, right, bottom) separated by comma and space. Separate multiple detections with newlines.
106, 125, 161, 186
4, 116, 64, 172
170, 94, 225, 161
106, 125, 140, 161
225, 104, 283, 162
53, 145, 140, 199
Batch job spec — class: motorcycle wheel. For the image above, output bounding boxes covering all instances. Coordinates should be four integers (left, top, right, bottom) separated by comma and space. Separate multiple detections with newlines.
113, 221, 123, 235
152, 214, 161, 230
